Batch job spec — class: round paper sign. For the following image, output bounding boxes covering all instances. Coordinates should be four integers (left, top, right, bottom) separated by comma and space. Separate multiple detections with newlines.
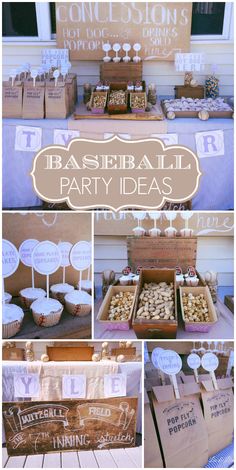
187, 353, 201, 370
32, 241, 62, 275
58, 241, 72, 267
151, 347, 164, 369
201, 352, 219, 372
2, 240, 20, 278
70, 241, 91, 271
19, 239, 39, 267
158, 350, 182, 375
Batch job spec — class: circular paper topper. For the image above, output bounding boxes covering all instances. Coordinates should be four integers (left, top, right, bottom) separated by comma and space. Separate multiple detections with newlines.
187, 353, 201, 370
2, 239, 20, 278
32, 240, 62, 275
201, 352, 219, 372
151, 347, 164, 369
158, 350, 182, 375
58, 241, 73, 267
19, 239, 39, 267
70, 241, 91, 271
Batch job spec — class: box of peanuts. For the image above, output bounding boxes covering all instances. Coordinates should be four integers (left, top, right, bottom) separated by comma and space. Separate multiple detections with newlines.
179, 286, 218, 333
132, 269, 177, 339
97, 285, 137, 330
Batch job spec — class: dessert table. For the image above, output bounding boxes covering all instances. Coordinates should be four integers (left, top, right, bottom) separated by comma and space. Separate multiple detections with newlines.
2, 360, 142, 433
3, 101, 233, 210
94, 296, 234, 340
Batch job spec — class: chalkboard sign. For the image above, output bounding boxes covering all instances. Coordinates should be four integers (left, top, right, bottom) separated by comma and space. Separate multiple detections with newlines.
3, 398, 137, 456
56, 2, 192, 61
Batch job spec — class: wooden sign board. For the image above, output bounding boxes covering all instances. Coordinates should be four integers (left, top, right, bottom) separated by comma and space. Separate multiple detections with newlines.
127, 236, 197, 272
56, 2, 192, 61
46, 346, 94, 361
3, 397, 137, 456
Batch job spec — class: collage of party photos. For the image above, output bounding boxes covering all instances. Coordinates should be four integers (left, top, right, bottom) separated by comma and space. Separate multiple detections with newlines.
2, 2, 234, 469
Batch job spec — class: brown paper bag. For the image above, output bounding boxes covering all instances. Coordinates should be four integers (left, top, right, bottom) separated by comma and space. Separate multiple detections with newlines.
152, 383, 208, 468
68, 72, 78, 103
201, 377, 234, 457
45, 82, 69, 118
144, 390, 163, 468
2, 81, 23, 118
22, 81, 45, 119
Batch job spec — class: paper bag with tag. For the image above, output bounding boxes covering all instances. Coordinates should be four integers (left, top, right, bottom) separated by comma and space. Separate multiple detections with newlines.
152, 382, 208, 468
45, 81, 69, 118
22, 81, 45, 119
201, 377, 233, 457
2, 81, 23, 118
144, 390, 163, 468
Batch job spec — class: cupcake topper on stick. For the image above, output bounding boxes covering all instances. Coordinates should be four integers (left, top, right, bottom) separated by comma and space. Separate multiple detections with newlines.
102, 43, 111, 62
133, 43, 141, 63
19, 239, 39, 289
32, 241, 62, 299
30, 69, 38, 87
113, 43, 121, 63
201, 352, 219, 390
9, 69, 17, 87
132, 211, 146, 227
148, 211, 161, 229
180, 211, 193, 229
53, 69, 60, 87
158, 350, 182, 399
58, 241, 73, 284
151, 347, 165, 384
187, 353, 201, 383
165, 211, 177, 228
2, 240, 20, 304
70, 241, 91, 291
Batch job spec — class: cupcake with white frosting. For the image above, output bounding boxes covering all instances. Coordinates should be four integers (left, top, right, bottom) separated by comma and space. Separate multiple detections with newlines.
19, 287, 46, 309
133, 226, 145, 237
164, 227, 177, 237
31, 298, 63, 327
50, 283, 74, 305
65, 290, 92, 317
2, 292, 12, 304
3, 304, 24, 338
77, 280, 92, 295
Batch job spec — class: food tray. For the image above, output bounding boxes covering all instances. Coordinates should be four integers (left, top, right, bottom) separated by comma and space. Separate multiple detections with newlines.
162, 100, 233, 119
91, 91, 107, 114
179, 286, 218, 332
97, 285, 137, 330
130, 92, 147, 113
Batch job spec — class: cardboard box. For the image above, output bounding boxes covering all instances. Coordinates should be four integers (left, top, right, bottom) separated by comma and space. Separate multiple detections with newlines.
132, 269, 177, 339
179, 286, 218, 333
97, 285, 137, 330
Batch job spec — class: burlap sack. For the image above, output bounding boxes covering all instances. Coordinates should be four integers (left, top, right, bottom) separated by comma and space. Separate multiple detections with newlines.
2, 81, 23, 118
45, 82, 69, 118
144, 390, 163, 468
201, 377, 234, 457
152, 382, 208, 468
22, 81, 45, 119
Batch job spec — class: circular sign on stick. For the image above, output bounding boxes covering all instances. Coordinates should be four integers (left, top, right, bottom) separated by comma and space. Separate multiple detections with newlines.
201, 352, 219, 372
32, 241, 62, 275
187, 353, 201, 370
151, 347, 164, 369
2, 240, 20, 278
58, 242, 73, 268
70, 241, 91, 271
158, 350, 182, 375
19, 239, 39, 267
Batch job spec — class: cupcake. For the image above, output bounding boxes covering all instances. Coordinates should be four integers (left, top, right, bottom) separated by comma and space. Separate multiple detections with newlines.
133, 226, 145, 237
3, 304, 24, 338
50, 283, 74, 305
132, 274, 140, 285
2, 292, 12, 304
149, 228, 161, 237
165, 227, 177, 237
77, 280, 92, 295
185, 275, 199, 287
65, 290, 92, 317
31, 298, 63, 327
180, 228, 194, 237
19, 287, 46, 309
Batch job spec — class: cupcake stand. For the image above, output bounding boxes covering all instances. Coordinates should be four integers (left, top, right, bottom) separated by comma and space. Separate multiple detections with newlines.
2, 341, 142, 468
2, 239, 92, 340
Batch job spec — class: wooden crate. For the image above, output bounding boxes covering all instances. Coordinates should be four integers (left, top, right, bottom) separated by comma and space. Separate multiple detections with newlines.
179, 286, 218, 333
46, 346, 94, 361
2, 347, 25, 361
97, 285, 137, 330
111, 347, 136, 356
174, 85, 205, 99
100, 62, 142, 82
107, 83, 128, 114
224, 295, 234, 313
91, 91, 107, 114
130, 92, 147, 113
132, 269, 177, 339
127, 236, 197, 273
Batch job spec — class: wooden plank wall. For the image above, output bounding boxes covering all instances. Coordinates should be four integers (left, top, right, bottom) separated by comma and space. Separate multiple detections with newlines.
94, 236, 234, 287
